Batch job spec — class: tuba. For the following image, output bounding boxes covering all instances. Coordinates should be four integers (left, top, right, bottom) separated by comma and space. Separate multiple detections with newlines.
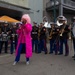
56, 15, 67, 36
56, 16, 67, 26
44, 21, 51, 28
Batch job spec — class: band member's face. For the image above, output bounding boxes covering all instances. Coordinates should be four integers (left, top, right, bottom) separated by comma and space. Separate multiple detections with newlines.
51, 24, 54, 28
4, 24, 8, 27
34, 24, 37, 27
59, 20, 66, 24
74, 20, 75, 22
40, 23, 43, 27
59, 20, 63, 23
13, 25, 16, 28
62, 20, 66, 24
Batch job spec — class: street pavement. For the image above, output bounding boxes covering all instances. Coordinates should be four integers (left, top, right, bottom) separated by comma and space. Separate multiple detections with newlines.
0, 40, 75, 75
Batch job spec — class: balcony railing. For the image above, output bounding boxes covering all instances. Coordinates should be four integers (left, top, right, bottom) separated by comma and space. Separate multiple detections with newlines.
46, 0, 75, 8
64, 0, 75, 7
46, 0, 59, 8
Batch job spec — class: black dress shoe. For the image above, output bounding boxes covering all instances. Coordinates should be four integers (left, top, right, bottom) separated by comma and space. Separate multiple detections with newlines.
45, 52, 47, 54
35, 51, 37, 53
65, 53, 69, 56
55, 53, 58, 55
37, 52, 41, 54
74, 58, 75, 60
58, 53, 63, 55
72, 55, 75, 58
5, 52, 8, 53
11, 53, 13, 54
65, 54, 68, 56
49, 52, 53, 54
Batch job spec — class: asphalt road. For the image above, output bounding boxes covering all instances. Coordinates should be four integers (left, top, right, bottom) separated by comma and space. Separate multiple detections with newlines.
0, 40, 75, 75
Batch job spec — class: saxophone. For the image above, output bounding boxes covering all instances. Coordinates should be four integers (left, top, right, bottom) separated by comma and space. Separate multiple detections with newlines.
48, 28, 53, 39
38, 28, 41, 40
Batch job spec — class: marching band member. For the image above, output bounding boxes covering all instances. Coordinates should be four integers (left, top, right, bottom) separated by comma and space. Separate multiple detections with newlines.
57, 16, 70, 56
0, 26, 1, 54
10, 23, 18, 54
13, 14, 32, 65
38, 23, 47, 54
49, 22, 55, 54
49, 22, 59, 55
31, 22, 39, 53
72, 16, 75, 59
0, 22, 10, 54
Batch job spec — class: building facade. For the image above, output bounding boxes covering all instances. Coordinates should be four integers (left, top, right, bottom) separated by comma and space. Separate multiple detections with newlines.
0, 0, 30, 20
0, 0, 43, 24
44, 0, 75, 23
29, 0, 43, 24
0, 0, 29, 7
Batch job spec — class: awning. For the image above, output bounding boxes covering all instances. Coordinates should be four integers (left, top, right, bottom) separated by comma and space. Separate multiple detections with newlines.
0, 15, 20, 23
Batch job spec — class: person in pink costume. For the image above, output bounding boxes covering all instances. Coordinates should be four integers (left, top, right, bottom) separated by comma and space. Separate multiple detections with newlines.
13, 14, 32, 65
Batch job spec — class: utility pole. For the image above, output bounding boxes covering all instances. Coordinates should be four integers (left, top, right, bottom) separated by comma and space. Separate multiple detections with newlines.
53, 0, 56, 23
59, 0, 63, 16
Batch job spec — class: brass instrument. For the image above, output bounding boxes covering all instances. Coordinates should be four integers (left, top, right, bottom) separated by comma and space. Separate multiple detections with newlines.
52, 15, 67, 48
59, 25, 66, 36
69, 23, 73, 39
56, 15, 67, 36
38, 28, 41, 40
48, 28, 53, 39
48, 22, 56, 39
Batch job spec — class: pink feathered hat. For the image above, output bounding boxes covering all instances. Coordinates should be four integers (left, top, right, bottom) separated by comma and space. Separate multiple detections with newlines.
21, 14, 31, 24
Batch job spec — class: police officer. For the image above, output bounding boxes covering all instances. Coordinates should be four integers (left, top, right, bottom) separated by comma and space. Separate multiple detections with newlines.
38, 23, 47, 54
0, 22, 10, 54
57, 16, 70, 56
10, 23, 18, 54
31, 22, 38, 53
